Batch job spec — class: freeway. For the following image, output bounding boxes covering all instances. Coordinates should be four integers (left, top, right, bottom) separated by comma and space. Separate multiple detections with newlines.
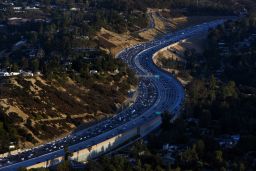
0, 19, 227, 170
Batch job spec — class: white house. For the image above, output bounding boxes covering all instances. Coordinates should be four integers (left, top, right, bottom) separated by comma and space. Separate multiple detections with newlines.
9, 145, 15, 150
10, 72, 20, 76
13, 7, 22, 10
70, 7, 80, 11
20, 70, 34, 77
25, 7, 40, 10
89, 70, 98, 75
0, 72, 10, 77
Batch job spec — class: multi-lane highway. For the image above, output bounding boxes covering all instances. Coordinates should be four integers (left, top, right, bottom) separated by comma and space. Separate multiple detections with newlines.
0, 19, 227, 170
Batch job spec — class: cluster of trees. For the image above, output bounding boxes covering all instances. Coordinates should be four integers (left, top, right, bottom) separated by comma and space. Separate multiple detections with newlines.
70, 53, 137, 86
0, 0, 241, 77
0, 108, 35, 153
0, 0, 149, 75
174, 15, 256, 170
0, 6, 140, 76
89, 0, 235, 14
206, 16, 256, 87
0, 108, 19, 153
55, 140, 173, 171
12, 0, 233, 12
158, 56, 184, 70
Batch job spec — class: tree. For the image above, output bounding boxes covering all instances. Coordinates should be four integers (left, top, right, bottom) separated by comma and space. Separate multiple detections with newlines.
18, 167, 26, 171
179, 144, 198, 164
87, 160, 104, 171
12, 63, 19, 72
56, 161, 70, 171
43, 0, 51, 6
161, 111, 171, 130
187, 79, 207, 104
239, 162, 245, 171
209, 75, 217, 102
26, 119, 32, 128
30, 59, 40, 72
0, 122, 5, 136
3, 57, 10, 68
220, 167, 227, 171
221, 81, 237, 99
195, 139, 205, 157
64, 146, 71, 161
26, 133, 33, 142
199, 109, 211, 127
36, 48, 45, 59
20, 57, 29, 69
28, 32, 38, 44
214, 150, 223, 164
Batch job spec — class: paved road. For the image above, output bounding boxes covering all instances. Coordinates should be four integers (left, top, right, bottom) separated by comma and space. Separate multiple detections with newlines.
0, 19, 228, 171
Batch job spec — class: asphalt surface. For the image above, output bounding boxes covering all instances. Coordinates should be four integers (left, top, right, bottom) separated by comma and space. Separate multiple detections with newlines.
0, 19, 227, 171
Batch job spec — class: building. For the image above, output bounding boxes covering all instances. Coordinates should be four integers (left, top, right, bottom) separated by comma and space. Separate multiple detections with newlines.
70, 7, 80, 11
0, 72, 10, 77
9, 142, 15, 150
216, 134, 240, 149
89, 70, 98, 75
13, 6, 22, 10
10, 72, 20, 76
0, 70, 35, 77
20, 70, 34, 77
25, 6, 40, 10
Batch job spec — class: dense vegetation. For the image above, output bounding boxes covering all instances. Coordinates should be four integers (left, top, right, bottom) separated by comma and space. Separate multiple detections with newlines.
0, 0, 240, 76
35, 0, 237, 13
168, 14, 256, 170
179, 16, 256, 170
146, 14, 256, 170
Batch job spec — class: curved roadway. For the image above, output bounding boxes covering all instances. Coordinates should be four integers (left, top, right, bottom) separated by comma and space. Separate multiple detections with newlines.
0, 19, 226, 171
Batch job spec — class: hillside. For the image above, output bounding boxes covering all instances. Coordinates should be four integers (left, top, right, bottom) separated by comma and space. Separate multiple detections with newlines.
97, 10, 226, 56
153, 33, 207, 86
0, 71, 136, 152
